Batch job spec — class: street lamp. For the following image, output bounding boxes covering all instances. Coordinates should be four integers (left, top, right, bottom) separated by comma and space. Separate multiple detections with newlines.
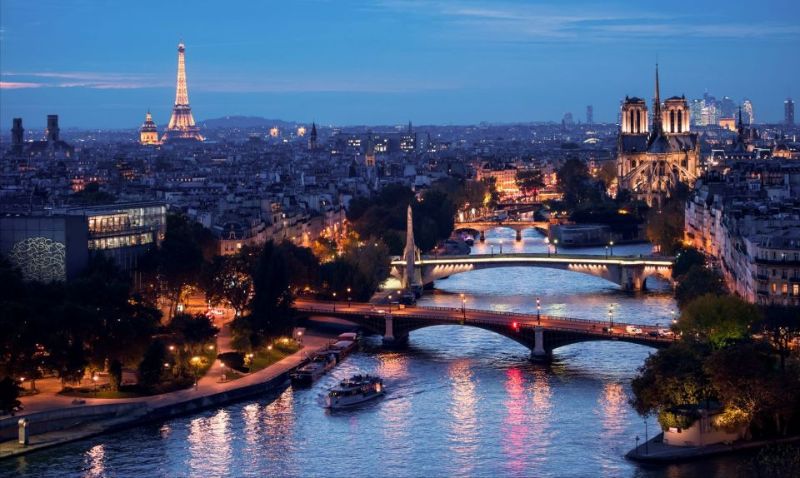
460, 293, 466, 320
190, 356, 201, 389
347, 287, 352, 307
608, 304, 614, 330
92, 374, 99, 394
605, 245, 609, 258
499, 239, 503, 254
609, 240, 614, 256
332, 291, 337, 312
553, 238, 559, 255
536, 297, 541, 324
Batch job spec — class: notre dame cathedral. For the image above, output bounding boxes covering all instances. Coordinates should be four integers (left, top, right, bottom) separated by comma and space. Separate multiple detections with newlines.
617, 65, 699, 207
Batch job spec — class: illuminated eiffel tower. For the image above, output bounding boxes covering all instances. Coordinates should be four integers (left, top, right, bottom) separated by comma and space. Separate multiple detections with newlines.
162, 42, 203, 142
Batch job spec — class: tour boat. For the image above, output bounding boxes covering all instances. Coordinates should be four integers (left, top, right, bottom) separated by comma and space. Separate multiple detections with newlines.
325, 375, 385, 409
290, 352, 337, 387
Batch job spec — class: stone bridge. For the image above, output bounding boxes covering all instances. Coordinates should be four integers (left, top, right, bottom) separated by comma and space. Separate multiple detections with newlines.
454, 220, 548, 241
391, 252, 674, 291
294, 300, 675, 360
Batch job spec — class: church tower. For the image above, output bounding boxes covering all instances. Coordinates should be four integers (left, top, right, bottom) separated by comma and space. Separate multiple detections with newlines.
620, 98, 648, 134
308, 122, 318, 151
139, 110, 160, 145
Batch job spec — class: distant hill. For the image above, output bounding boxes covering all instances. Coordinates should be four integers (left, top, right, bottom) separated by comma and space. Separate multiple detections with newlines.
198, 116, 300, 129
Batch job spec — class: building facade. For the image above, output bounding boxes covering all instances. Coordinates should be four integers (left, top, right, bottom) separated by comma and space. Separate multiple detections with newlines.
617, 66, 700, 207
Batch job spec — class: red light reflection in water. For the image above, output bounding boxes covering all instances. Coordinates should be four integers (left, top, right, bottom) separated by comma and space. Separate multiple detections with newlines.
502, 367, 528, 475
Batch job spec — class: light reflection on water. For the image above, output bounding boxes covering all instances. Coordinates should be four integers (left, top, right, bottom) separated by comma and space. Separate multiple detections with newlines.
3, 230, 754, 478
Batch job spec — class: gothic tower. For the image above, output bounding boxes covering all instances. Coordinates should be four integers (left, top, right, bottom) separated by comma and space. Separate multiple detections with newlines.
162, 42, 203, 142
308, 122, 318, 150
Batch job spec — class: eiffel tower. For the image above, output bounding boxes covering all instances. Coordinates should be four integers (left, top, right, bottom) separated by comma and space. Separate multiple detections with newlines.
162, 42, 203, 142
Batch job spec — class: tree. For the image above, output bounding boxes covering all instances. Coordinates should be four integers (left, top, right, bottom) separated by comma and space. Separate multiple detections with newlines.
240, 241, 294, 345
645, 183, 689, 255
138, 340, 168, 390
673, 246, 706, 279
704, 341, 800, 436
676, 294, 761, 348
202, 250, 257, 317
515, 169, 545, 199
630, 342, 713, 424
596, 160, 617, 189
675, 265, 725, 308
557, 158, 602, 209
108, 359, 123, 392
0, 376, 22, 414
168, 313, 219, 355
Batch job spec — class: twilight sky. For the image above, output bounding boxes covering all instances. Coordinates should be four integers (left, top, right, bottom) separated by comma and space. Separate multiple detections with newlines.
1, 0, 798, 129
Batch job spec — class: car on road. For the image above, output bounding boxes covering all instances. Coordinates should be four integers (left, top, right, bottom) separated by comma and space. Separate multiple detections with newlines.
625, 325, 643, 335
657, 328, 674, 337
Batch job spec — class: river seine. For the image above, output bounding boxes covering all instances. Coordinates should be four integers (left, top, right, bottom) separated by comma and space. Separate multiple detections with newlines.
2, 229, 749, 477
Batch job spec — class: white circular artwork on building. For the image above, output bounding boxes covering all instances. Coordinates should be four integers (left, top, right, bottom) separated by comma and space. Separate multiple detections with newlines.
8, 237, 66, 282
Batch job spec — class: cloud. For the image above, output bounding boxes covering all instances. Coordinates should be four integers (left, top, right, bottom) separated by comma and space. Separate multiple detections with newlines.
2, 72, 171, 89
0, 81, 43, 89
375, 0, 800, 42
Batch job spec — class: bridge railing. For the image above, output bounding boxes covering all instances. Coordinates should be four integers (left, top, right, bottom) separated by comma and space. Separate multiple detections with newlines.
294, 304, 676, 343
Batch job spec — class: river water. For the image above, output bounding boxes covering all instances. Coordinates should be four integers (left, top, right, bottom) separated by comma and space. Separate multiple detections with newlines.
2, 229, 750, 478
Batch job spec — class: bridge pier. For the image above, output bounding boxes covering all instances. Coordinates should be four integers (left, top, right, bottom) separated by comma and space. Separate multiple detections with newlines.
382, 315, 409, 348
515, 230, 522, 242
530, 326, 551, 362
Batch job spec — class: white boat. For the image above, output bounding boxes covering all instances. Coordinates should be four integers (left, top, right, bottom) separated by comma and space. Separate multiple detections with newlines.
325, 375, 384, 409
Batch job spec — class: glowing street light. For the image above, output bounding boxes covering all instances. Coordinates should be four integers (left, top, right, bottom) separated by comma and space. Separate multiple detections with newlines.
553, 238, 559, 255
460, 293, 466, 320
608, 304, 614, 330
536, 297, 541, 324
609, 240, 614, 256
332, 291, 337, 312
190, 356, 201, 389
347, 287, 352, 307
92, 373, 99, 394
499, 239, 504, 254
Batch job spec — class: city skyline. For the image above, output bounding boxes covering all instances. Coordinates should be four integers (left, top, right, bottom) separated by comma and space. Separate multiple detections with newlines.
1, 0, 799, 129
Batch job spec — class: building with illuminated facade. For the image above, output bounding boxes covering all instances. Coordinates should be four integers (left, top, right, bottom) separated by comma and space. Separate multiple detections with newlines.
685, 161, 800, 306
617, 65, 699, 207
0, 202, 166, 281
139, 110, 161, 145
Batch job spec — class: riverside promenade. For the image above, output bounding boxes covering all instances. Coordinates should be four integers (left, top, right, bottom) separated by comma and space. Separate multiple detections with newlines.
0, 333, 333, 460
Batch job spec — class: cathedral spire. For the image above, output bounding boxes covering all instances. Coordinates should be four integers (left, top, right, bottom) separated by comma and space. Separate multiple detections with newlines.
652, 63, 662, 134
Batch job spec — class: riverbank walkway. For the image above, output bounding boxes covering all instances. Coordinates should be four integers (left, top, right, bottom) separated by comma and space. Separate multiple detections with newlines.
0, 333, 333, 460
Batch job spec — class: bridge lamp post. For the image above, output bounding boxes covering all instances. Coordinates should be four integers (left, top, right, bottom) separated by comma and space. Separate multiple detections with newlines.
609, 240, 614, 256
608, 305, 614, 330
605, 245, 609, 258
536, 297, 541, 324
347, 287, 352, 307
332, 292, 337, 312
553, 239, 559, 255
499, 239, 503, 254
460, 293, 466, 320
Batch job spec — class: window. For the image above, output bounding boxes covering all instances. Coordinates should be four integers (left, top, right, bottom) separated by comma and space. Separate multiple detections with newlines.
782, 283, 789, 295
793, 284, 799, 296
771, 283, 777, 294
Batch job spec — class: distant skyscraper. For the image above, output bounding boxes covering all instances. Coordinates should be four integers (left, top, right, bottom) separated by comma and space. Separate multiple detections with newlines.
720, 96, 736, 118
139, 110, 160, 145
562, 112, 574, 126
46, 114, 60, 142
162, 42, 203, 142
786, 98, 795, 125
690, 99, 704, 126
742, 99, 754, 125
11, 118, 24, 148
586, 105, 593, 124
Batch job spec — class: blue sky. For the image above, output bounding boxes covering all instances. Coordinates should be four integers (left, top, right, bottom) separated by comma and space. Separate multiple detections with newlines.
1, 0, 798, 129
